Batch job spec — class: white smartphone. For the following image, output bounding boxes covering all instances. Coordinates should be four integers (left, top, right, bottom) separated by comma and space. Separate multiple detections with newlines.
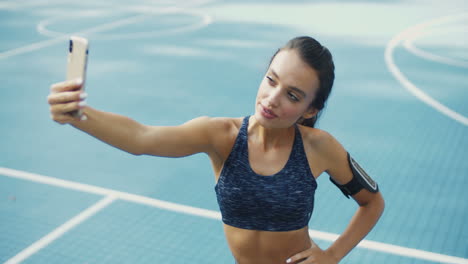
66, 36, 89, 117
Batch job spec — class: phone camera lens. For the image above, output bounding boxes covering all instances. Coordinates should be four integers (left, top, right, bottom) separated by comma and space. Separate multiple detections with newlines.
69, 40, 73, 53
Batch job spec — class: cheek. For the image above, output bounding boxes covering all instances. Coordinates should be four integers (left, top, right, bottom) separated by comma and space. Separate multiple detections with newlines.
256, 82, 269, 101
258, 80, 267, 93
280, 104, 305, 119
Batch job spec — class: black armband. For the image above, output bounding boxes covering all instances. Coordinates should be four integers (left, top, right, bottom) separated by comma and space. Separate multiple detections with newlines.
330, 153, 379, 198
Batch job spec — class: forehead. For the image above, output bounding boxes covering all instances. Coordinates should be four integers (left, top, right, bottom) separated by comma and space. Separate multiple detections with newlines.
269, 49, 320, 94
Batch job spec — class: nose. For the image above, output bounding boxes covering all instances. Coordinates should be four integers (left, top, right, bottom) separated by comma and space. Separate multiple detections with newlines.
266, 89, 280, 108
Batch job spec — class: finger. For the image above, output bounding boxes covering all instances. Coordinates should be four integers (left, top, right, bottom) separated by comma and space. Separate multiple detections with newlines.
291, 256, 316, 264
286, 249, 312, 263
296, 258, 315, 264
50, 101, 86, 115
310, 239, 319, 249
50, 78, 83, 93
48, 91, 87, 105
50, 113, 77, 124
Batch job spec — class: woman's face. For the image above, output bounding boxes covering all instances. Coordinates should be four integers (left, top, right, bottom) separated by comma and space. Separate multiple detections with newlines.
254, 49, 320, 128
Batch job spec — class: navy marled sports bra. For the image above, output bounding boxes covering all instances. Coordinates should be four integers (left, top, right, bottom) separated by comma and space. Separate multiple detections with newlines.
215, 116, 317, 231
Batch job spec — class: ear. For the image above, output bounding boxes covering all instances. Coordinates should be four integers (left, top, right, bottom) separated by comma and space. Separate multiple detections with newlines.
302, 107, 319, 120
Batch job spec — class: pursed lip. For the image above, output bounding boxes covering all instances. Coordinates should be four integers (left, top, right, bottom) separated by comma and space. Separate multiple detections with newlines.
260, 104, 278, 118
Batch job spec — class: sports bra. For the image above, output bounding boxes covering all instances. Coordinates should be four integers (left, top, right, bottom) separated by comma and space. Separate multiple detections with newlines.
215, 116, 317, 231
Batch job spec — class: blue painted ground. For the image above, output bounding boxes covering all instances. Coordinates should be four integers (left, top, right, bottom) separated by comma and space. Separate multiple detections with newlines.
1, 0, 467, 263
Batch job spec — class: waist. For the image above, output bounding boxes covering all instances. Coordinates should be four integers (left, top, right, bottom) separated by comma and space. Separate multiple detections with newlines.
224, 224, 312, 264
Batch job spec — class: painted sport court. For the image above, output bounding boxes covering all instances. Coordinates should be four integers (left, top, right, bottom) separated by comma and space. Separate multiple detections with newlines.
0, 0, 467, 263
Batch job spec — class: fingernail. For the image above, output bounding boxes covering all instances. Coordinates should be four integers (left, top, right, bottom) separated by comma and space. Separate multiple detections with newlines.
286, 259, 291, 263
75, 78, 83, 85
80, 114, 88, 121
78, 101, 87, 107
80, 93, 88, 99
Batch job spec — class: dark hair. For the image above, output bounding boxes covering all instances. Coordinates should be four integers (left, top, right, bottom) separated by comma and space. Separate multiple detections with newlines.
269, 36, 335, 128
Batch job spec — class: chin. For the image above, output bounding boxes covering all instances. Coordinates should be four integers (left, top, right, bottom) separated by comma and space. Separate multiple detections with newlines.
253, 111, 280, 128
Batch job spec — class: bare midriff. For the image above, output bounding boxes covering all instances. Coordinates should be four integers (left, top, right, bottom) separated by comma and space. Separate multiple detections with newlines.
224, 224, 312, 264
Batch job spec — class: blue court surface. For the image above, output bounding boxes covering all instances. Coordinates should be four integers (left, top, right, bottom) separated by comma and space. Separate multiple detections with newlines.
1, 0, 467, 263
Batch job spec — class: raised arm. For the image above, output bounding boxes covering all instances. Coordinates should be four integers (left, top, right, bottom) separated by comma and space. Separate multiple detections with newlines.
48, 80, 220, 157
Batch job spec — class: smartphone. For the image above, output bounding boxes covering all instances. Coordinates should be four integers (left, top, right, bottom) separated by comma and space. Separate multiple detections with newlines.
66, 36, 89, 117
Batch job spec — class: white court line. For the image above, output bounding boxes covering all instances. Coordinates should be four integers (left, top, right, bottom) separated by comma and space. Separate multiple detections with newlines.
357, 239, 468, 264
384, 12, 468, 126
402, 26, 468, 68
36, 9, 212, 41
1, 167, 468, 264
0, 6, 212, 60
404, 39, 468, 68
4, 195, 116, 264
0, 14, 146, 60
308, 230, 468, 264
0, 167, 221, 220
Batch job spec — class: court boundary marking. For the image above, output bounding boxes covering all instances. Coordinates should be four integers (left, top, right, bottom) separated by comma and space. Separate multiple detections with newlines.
384, 12, 468, 126
36, 8, 213, 41
4, 195, 116, 264
0, 6, 212, 60
1, 167, 467, 264
1, 4, 467, 263
402, 27, 468, 68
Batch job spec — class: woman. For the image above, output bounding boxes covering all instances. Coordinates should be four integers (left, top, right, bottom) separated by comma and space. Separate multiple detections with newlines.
48, 36, 385, 264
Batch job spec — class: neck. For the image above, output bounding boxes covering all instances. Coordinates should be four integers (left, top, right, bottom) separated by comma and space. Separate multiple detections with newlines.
249, 117, 295, 151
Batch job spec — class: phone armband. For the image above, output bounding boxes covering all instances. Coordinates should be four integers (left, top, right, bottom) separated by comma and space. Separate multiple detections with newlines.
330, 153, 379, 198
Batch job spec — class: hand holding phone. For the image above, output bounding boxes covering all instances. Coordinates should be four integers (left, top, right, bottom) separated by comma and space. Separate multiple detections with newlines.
66, 36, 89, 118
48, 36, 89, 124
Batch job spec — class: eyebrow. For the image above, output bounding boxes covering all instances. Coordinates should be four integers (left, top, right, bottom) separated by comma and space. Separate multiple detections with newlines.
270, 69, 307, 98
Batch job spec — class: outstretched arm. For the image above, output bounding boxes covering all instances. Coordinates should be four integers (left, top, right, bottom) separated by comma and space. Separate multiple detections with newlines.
48, 80, 219, 157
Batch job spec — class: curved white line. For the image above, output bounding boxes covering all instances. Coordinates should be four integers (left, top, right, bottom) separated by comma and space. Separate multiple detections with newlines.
95, 10, 212, 40
36, 8, 212, 41
1, 167, 468, 263
404, 40, 468, 68
3, 11, 211, 60
37, 19, 62, 38
402, 27, 468, 68
36, 10, 139, 38
0, 36, 69, 60
0, 14, 145, 60
385, 13, 468, 126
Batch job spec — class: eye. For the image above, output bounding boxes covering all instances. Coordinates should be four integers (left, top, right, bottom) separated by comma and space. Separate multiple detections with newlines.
266, 76, 275, 85
288, 92, 299, 102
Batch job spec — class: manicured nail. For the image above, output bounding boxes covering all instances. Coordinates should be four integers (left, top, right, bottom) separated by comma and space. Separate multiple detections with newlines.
75, 78, 83, 85
78, 101, 87, 107
79, 93, 88, 99
286, 259, 292, 263
80, 114, 88, 121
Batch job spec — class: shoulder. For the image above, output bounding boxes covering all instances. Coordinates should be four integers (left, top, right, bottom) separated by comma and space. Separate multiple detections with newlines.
194, 116, 242, 136
183, 116, 240, 134
199, 116, 244, 171
298, 126, 342, 152
298, 125, 347, 171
